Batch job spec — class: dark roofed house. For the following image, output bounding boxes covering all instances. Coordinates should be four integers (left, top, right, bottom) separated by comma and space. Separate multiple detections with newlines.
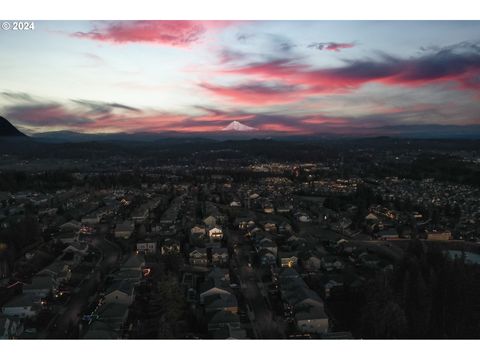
211, 248, 229, 266
121, 253, 145, 271
161, 238, 181, 255
96, 302, 130, 332
0, 314, 24, 339
207, 310, 241, 332
278, 268, 329, 335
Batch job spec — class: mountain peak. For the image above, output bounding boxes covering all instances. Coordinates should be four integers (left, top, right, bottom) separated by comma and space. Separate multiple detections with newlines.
222, 121, 257, 132
0, 116, 26, 137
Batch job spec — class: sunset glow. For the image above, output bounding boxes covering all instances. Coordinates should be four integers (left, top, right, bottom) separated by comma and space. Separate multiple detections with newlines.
1, 20, 480, 135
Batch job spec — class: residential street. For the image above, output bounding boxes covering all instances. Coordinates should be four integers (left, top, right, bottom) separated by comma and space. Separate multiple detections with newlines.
43, 235, 121, 339
227, 229, 285, 339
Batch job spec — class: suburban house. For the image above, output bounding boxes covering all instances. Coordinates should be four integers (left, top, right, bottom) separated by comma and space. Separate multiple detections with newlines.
234, 217, 255, 231
38, 262, 72, 285
203, 215, 217, 228
191, 225, 207, 236
95, 302, 130, 333
81, 210, 104, 225
0, 314, 24, 339
208, 227, 224, 241
114, 220, 135, 239
54, 231, 78, 245
200, 268, 234, 305
295, 303, 329, 334
279, 251, 299, 268
160, 238, 181, 255
204, 292, 238, 314
263, 222, 277, 233
22, 275, 57, 301
278, 222, 293, 234
1, 294, 40, 319
136, 237, 157, 254
256, 238, 278, 256
59, 220, 81, 233
103, 280, 135, 306
212, 323, 247, 339
211, 248, 229, 266
279, 268, 329, 334
112, 269, 143, 284
321, 255, 345, 272
207, 310, 241, 333
427, 230, 453, 241
83, 320, 121, 339
189, 248, 208, 267
324, 279, 344, 299
121, 254, 145, 271
303, 255, 322, 272
258, 249, 277, 266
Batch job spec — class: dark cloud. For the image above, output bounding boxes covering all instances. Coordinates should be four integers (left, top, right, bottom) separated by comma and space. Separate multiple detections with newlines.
1, 92, 35, 102
4, 103, 93, 127
72, 99, 141, 114
307, 42, 356, 52
236, 33, 254, 42
222, 41, 480, 94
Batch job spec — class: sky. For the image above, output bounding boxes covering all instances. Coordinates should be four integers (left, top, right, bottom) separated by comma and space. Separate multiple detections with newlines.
1, 20, 480, 135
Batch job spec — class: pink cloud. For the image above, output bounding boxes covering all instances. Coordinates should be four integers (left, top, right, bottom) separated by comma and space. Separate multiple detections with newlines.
258, 123, 304, 133
200, 82, 313, 106
218, 45, 480, 96
72, 20, 236, 47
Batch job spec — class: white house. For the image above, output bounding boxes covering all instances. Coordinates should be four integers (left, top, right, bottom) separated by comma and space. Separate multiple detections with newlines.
208, 227, 224, 241
136, 238, 157, 254
103, 280, 135, 306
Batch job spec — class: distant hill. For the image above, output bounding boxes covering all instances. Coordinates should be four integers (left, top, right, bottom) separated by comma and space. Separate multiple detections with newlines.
0, 116, 26, 137
27, 123, 480, 143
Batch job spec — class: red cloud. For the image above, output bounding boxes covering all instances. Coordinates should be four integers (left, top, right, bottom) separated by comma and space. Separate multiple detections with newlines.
258, 123, 304, 133
72, 21, 236, 47
200, 82, 312, 106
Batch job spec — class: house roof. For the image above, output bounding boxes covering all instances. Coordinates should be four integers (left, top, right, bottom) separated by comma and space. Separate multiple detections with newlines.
106, 279, 135, 296
23, 275, 55, 291
121, 254, 145, 269
207, 267, 229, 281
279, 268, 300, 279
294, 303, 328, 321
83, 321, 119, 339
204, 293, 238, 309
3, 294, 37, 308
278, 250, 298, 259
112, 269, 142, 280
212, 248, 228, 256
190, 248, 207, 256
97, 302, 130, 320
207, 310, 240, 324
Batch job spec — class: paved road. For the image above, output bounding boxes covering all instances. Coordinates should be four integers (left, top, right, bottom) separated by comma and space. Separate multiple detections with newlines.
227, 229, 285, 339
44, 236, 121, 339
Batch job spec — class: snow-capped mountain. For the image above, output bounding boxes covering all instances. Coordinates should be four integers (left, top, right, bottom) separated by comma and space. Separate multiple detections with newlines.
222, 121, 257, 132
